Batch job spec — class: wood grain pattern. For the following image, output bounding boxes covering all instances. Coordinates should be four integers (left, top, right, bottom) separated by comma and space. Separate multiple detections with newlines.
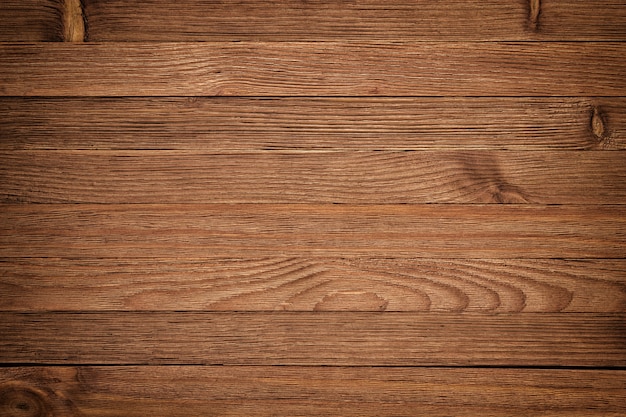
2, 366, 625, 416
1, 258, 624, 312
1, 204, 625, 259
1, 42, 625, 96
81, 0, 626, 41
0, 1, 63, 41
2, 150, 625, 204
2, 97, 624, 150
1, 312, 624, 366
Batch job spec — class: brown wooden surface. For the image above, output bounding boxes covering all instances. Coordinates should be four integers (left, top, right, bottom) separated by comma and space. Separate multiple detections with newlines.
2, 97, 623, 151
1, 366, 625, 417
1, 258, 624, 312
2, 204, 625, 258
1, 42, 625, 96
0, 1, 62, 41
4, 0, 626, 42
1, 312, 625, 366
2, 150, 626, 204
1, 0, 625, 415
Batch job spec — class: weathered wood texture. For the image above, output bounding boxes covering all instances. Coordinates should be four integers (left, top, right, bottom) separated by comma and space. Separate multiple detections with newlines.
0, 1, 63, 41
1, 98, 623, 150
1, 258, 625, 312
66, 0, 626, 42
2, 150, 625, 204
1, 312, 624, 366
3, 1, 626, 41
2, 204, 625, 258
1, 43, 625, 96
2, 367, 625, 417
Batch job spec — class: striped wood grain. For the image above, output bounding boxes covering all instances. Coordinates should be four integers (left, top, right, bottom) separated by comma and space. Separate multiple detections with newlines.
1, 258, 624, 312
1, 43, 625, 96
1, 312, 624, 366
80, 0, 626, 41
0, 1, 62, 41
1, 98, 623, 150
1, 204, 625, 258
3, 1, 626, 42
1, 367, 624, 417
2, 151, 625, 204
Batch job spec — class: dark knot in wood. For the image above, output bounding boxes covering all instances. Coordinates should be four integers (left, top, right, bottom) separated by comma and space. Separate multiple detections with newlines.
0, 385, 52, 417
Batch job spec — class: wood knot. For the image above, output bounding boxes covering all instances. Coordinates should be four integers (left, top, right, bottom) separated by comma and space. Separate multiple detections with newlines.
528, 0, 541, 30
591, 107, 607, 141
63, 0, 86, 42
0, 386, 52, 417
314, 291, 388, 311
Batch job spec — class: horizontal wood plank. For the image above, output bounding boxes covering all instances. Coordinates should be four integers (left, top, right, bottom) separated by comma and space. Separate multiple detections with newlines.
1, 43, 625, 96
81, 0, 626, 41
0, 204, 626, 258
1, 97, 624, 151
1, 366, 625, 416
1, 312, 624, 366
1, 258, 625, 312
0, 1, 62, 41
1, 204, 625, 259
2, 150, 626, 204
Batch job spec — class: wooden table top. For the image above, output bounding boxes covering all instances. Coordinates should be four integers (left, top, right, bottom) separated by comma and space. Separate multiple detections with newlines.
1, 1, 625, 415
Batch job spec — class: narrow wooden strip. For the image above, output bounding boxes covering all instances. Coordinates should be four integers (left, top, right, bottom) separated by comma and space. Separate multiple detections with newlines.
1, 97, 624, 150
1, 43, 625, 96
0, 1, 63, 41
1, 204, 624, 258
1, 258, 624, 312
81, 0, 626, 41
2, 150, 625, 204
1, 366, 625, 416
0, 312, 624, 366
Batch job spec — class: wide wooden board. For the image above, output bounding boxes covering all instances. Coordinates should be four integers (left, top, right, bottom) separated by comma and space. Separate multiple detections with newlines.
1, 312, 624, 366
2, 204, 625, 258
1, 258, 624, 312
81, 0, 626, 41
1, 97, 623, 150
1, 366, 625, 416
1, 43, 625, 96
2, 150, 625, 204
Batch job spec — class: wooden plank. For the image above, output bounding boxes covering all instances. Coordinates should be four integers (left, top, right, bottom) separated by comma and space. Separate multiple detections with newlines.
1, 258, 625, 312
1, 43, 625, 97
1, 366, 625, 416
81, 0, 626, 41
2, 150, 626, 204
0, 1, 62, 41
1, 204, 625, 259
1, 97, 624, 150
1, 312, 624, 366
